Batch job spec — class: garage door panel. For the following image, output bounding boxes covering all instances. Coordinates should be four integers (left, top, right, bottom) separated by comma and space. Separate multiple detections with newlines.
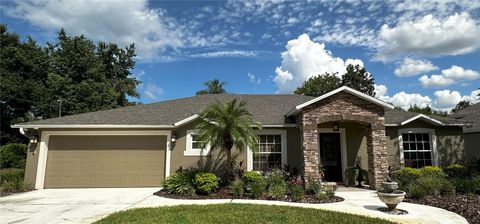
45, 135, 166, 188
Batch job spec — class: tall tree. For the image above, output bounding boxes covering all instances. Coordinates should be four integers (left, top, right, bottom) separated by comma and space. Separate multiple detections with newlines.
0, 24, 48, 144
196, 100, 260, 182
294, 73, 341, 96
196, 79, 227, 95
451, 101, 471, 113
0, 26, 141, 144
341, 64, 375, 96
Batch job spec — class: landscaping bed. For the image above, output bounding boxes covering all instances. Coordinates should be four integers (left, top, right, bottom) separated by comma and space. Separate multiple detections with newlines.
155, 187, 344, 203
405, 194, 480, 224
94, 204, 394, 224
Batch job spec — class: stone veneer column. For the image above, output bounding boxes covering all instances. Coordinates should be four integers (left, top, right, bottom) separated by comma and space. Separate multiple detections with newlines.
366, 117, 389, 189
300, 114, 322, 183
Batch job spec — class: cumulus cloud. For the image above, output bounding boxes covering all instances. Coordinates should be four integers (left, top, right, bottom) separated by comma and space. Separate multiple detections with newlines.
432, 89, 480, 111
376, 12, 480, 61
4, 0, 184, 61
374, 84, 389, 101
442, 65, 480, 80
419, 75, 455, 88
419, 65, 479, 88
394, 58, 438, 77
382, 92, 432, 110
274, 34, 363, 93
144, 83, 164, 100
247, 72, 261, 84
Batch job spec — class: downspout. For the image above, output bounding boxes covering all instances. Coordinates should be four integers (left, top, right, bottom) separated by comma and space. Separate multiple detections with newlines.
19, 127, 28, 137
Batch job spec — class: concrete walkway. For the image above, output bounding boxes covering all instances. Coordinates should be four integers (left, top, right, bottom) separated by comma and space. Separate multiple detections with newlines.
131, 187, 468, 224
0, 187, 468, 224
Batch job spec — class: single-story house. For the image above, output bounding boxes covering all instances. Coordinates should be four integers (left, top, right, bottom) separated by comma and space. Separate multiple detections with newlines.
450, 103, 480, 160
13, 86, 467, 190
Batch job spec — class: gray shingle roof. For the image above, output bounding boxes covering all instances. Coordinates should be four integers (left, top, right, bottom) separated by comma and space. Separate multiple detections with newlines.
450, 103, 480, 132
15, 94, 467, 127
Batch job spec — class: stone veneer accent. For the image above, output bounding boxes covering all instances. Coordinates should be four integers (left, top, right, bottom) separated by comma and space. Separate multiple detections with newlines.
298, 92, 388, 189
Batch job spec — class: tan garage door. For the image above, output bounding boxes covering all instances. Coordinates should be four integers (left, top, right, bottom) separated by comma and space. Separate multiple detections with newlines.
45, 135, 166, 188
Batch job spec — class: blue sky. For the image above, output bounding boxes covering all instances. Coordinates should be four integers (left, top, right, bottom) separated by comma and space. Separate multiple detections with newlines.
2, 0, 480, 111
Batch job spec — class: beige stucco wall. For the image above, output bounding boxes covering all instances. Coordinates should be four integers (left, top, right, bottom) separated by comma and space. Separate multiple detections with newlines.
170, 123, 303, 175
24, 135, 41, 186
385, 120, 465, 168
463, 132, 480, 161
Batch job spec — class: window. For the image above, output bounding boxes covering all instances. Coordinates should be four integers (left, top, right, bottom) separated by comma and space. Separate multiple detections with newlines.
185, 130, 209, 156
252, 133, 285, 171
399, 129, 436, 168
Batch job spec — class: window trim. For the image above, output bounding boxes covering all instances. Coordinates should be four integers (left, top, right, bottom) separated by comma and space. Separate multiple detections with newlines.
398, 128, 438, 167
185, 130, 210, 156
247, 129, 287, 171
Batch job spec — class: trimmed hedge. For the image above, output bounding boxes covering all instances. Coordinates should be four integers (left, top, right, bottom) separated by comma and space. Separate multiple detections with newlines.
194, 172, 218, 195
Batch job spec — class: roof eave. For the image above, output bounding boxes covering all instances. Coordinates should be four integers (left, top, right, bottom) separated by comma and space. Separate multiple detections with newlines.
11, 124, 175, 129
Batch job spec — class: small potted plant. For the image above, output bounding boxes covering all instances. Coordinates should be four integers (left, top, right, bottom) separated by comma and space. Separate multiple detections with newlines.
346, 159, 367, 187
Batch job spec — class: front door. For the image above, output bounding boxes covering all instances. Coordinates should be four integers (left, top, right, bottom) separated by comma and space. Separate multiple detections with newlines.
319, 133, 342, 182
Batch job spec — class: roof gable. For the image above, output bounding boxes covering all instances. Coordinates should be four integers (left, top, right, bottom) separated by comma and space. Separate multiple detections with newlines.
286, 86, 394, 116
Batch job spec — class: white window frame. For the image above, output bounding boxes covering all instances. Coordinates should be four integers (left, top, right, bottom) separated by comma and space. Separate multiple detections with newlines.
247, 129, 287, 171
185, 130, 210, 156
398, 128, 438, 167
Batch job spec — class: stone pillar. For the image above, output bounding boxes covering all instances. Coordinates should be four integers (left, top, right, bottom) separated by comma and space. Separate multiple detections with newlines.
300, 114, 322, 183
366, 118, 389, 190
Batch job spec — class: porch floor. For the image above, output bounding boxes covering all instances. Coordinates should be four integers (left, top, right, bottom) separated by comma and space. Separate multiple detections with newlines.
129, 186, 467, 224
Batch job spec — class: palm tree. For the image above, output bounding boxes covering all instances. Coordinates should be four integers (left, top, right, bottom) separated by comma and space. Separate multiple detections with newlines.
196, 79, 227, 95
196, 99, 260, 181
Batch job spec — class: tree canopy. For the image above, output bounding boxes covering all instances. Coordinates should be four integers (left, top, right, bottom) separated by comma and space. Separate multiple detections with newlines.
407, 105, 448, 117
0, 25, 140, 144
295, 64, 375, 97
451, 100, 471, 114
196, 79, 227, 95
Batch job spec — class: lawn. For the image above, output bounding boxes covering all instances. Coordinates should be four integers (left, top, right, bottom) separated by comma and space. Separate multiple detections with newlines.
94, 204, 396, 224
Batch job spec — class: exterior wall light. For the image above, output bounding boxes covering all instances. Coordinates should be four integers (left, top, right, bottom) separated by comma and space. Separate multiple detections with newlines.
29, 135, 38, 144
332, 122, 340, 132
171, 133, 176, 143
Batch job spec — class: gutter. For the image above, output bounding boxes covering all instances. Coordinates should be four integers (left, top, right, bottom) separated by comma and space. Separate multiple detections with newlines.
11, 124, 175, 129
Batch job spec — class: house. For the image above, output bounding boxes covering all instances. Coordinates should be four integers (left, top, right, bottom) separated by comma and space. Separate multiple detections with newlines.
450, 103, 480, 160
13, 86, 467, 190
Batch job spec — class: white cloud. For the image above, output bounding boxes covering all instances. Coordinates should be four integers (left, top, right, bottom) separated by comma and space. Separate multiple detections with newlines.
442, 65, 480, 80
419, 75, 455, 88
432, 89, 480, 111
190, 50, 257, 58
394, 58, 438, 77
382, 92, 432, 110
274, 34, 363, 93
144, 83, 164, 100
376, 12, 480, 61
247, 72, 261, 84
5, 0, 185, 61
374, 84, 388, 101
419, 65, 479, 88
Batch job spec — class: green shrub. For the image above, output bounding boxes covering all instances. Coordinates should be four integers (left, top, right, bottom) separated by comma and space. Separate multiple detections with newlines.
450, 178, 475, 194
315, 188, 335, 200
419, 166, 446, 178
265, 169, 286, 187
268, 182, 287, 200
194, 172, 218, 195
242, 171, 262, 191
394, 167, 421, 190
305, 176, 322, 194
163, 170, 197, 196
445, 164, 467, 178
407, 176, 454, 198
0, 144, 27, 169
289, 184, 304, 201
251, 179, 266, 199
1, 180, 31, 194
472, 175, 480, 194
408, 184, 427, 198
0, 169, 25, 184
230, 179, 244, 198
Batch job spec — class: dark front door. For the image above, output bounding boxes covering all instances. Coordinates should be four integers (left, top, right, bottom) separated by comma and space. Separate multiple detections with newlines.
319, 133, 342, 182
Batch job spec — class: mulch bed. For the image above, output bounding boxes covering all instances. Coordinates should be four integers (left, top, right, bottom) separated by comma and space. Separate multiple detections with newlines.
154, 188, 344, 204
404, 194, 480, 224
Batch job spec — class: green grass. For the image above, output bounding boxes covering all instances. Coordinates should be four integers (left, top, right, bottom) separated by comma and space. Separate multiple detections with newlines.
94, 204, 396, 224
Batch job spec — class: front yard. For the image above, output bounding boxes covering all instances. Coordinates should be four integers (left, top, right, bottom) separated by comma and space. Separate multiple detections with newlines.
94, 204, 396, 224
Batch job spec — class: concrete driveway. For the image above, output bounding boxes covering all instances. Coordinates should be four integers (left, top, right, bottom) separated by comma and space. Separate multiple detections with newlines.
0, 188, 160, 224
